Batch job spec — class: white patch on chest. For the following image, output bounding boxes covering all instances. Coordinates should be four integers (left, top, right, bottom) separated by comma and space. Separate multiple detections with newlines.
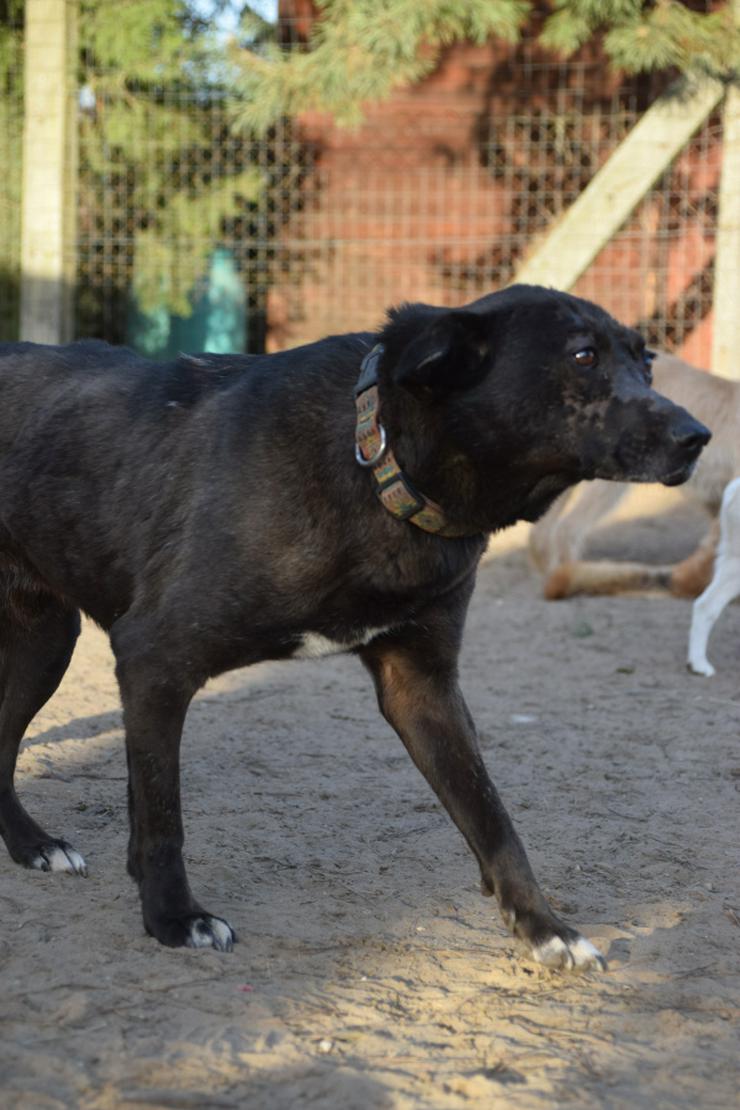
292, 627, 391, 660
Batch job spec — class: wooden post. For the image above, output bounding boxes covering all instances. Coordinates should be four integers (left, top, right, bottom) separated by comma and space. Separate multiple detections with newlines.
20, 0, 78, 343
711, 2, 740, 379
513, 79, 724, 292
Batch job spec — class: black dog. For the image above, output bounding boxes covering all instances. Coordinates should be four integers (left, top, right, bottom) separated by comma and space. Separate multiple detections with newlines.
0, 285, 709, 969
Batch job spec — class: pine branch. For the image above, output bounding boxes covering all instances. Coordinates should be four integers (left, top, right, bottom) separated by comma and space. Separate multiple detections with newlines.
542, 1, 739, 81
231, 0, 532, 132
232, 0, 739, 134
603, 5, 739, 80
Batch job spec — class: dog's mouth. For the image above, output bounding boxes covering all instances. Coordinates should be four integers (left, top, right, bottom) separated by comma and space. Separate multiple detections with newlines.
658, 417, 711, 486
613, 419, 709, 487
661, 457, 699, 487
595, 448, 701, 487
660, 432, 708, 486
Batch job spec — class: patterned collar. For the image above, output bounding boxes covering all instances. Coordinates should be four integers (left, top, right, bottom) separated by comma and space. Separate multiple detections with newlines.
353, 344, 468, 538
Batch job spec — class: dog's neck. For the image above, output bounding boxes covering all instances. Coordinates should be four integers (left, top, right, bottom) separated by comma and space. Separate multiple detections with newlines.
356, 346, 576, 535
354, 345, 474, 538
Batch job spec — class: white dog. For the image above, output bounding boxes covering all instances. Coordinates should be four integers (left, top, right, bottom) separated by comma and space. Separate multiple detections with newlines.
688, 476, 740, 677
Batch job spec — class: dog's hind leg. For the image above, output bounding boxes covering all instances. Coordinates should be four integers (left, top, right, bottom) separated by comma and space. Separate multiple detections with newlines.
0, 586, 83, 873
111, 615, 235, 951
528, 487, 575, 573
670, 518, 720, 598
688, 478, 740, 676
361, 596, 606, 973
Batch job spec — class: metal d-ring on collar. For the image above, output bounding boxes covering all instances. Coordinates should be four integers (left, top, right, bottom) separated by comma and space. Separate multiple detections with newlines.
354, 422, 386, 467
352, 343, 467, 538
353, 343, 388, 468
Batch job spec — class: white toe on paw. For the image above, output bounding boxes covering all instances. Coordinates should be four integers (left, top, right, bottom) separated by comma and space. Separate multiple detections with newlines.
532, 933, 606, 972
186, 916, 235, 952
32, 845, 88, 876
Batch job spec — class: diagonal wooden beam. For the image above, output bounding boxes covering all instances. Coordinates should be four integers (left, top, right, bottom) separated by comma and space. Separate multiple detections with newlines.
513, 78, 725, 292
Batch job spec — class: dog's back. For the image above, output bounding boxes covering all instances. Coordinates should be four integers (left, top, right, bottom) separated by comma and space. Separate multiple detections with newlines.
0, 334, 379, 629
0, 341, 261, 625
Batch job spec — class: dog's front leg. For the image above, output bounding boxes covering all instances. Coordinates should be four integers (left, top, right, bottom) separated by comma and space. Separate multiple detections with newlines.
112, 626, 235, 951
361, 612, 605, 972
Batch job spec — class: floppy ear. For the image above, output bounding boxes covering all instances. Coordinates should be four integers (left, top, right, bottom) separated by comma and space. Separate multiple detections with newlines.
392, 310, 491, 393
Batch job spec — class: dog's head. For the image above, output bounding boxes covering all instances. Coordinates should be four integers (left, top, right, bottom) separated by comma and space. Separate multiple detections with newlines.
380, 286, 710, 523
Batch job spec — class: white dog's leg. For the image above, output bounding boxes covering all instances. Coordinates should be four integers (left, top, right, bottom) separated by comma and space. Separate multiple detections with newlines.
688, 477, 740, 676
689, 571, 740, 675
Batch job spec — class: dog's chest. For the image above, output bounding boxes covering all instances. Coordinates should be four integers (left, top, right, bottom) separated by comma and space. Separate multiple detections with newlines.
291, 626, 392, 659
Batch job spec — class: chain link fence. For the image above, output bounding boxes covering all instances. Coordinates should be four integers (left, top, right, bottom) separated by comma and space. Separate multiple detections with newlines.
0, 6, 729, 366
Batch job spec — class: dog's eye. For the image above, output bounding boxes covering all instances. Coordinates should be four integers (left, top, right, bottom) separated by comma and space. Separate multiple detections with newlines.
572, 348, 597, 368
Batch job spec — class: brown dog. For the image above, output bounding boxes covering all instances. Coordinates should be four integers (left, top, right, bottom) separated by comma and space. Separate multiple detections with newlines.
529, 352, 740, 599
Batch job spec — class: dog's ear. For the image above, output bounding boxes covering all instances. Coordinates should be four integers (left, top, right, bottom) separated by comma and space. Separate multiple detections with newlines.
391, 310, 491, 393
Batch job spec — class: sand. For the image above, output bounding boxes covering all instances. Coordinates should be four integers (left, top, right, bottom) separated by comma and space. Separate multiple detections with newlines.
1, 486, 738, 1109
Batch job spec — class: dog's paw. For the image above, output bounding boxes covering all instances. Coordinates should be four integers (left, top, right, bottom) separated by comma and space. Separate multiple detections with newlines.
30, 841, 88, 876
504, 906, 606, 973
185, 915, 236, 952
688, 657, 715, 677
145, 910, 237, 952
530, 931, 606, 972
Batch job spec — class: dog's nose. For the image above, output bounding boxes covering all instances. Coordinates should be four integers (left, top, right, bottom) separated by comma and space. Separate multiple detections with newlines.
670, 418, 711, 454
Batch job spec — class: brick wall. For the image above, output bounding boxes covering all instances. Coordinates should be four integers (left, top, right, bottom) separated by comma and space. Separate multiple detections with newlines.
268, 3, 720, 366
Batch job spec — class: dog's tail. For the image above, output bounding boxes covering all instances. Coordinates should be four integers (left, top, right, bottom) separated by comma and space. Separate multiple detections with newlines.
543, 559, 673, 599
543, 519, 720, 600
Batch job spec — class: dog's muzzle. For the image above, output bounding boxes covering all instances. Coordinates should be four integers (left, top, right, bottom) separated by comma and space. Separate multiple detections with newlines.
669, 415, 711, 457
661, 415, 711, 486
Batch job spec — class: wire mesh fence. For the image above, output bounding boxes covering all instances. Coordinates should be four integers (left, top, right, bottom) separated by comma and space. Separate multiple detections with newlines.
0, 5, 731, 367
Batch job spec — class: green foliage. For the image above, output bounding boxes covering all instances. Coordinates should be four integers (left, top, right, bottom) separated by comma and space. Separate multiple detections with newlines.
0, 0, 23, 339
232, 0, 531, 131
0, 1, 263, 325
81, 0, 193, 79
541, 0, 739, 80
232, 0, 739, 134
0, 0, 23, 87
78, 1, 263, 318
129, 168, 262, 314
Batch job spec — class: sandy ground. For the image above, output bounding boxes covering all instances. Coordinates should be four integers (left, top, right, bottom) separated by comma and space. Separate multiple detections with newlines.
1, 486, 739, 1109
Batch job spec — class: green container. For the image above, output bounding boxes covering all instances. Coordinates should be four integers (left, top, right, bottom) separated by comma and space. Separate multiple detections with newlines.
127, 247, 246, 359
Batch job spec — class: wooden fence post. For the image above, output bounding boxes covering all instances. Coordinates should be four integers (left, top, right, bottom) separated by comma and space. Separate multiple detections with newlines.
20, 0, 78, 343
711, 0, 740, 379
